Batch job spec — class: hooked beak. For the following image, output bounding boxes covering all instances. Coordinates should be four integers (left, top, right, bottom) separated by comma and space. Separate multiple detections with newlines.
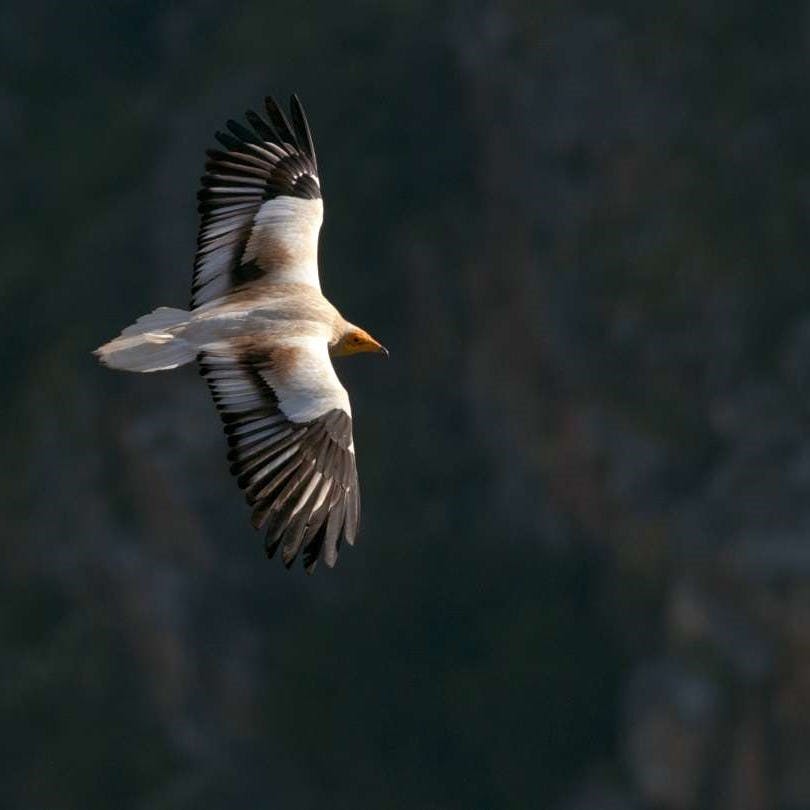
371, 338, 389, 357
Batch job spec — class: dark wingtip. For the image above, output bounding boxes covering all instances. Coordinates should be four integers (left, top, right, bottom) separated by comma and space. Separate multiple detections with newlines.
264, 94, 296, 145
245, 108, 275, 141
226, 119, 261, 145
214, 130, 242, 151
289, 93, 317, 169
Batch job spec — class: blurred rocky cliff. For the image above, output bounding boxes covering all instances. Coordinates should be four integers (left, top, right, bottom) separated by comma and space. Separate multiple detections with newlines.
3, 2, 810, 808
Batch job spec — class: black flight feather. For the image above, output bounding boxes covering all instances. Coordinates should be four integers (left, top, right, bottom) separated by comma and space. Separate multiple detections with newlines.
290, 94, 317, 169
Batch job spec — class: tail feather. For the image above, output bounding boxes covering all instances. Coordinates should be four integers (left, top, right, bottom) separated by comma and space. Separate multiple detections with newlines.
120, 307, 190, 337
94, 307, 196, 372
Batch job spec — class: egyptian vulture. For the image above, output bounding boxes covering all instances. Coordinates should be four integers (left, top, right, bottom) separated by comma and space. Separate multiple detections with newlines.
95, 95, 386, 572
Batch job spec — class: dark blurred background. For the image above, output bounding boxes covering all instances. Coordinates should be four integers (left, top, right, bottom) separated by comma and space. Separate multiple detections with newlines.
3, 1, 810, 808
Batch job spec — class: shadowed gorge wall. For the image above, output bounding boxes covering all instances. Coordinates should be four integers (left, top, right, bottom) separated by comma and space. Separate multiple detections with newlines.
3, 2, 810, 808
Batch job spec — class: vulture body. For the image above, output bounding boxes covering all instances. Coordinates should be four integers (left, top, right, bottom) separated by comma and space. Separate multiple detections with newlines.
95, 95, 386, 572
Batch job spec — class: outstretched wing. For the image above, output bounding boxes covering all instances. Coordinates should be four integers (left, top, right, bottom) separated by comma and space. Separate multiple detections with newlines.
192, 95, 322, 308
199, 336, 360, 572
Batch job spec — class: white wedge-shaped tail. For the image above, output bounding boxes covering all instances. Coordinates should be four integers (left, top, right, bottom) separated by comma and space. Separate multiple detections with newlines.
94, 307, 194, 372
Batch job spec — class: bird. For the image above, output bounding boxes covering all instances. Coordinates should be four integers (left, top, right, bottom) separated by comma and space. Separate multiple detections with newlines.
94, 95, 387, 573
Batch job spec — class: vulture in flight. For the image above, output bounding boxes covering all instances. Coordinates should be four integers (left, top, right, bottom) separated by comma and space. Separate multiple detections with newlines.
95, 95, 387, 572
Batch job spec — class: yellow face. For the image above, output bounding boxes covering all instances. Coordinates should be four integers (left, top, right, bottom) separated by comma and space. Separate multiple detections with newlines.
333, 328, 388, 357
